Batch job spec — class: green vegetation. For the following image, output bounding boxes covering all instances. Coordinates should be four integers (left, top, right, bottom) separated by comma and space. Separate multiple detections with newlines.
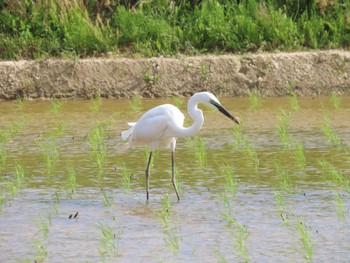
1, 0, 349, 60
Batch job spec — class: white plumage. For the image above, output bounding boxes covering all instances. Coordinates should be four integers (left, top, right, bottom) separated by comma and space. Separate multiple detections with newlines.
121, 92, 239, 201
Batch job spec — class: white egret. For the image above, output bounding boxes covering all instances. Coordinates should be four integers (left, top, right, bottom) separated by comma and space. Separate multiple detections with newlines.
121, 92, 240, 201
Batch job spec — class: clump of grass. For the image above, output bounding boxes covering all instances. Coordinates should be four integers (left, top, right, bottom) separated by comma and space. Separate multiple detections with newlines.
296, 220, 313, 262
331, 92, 341, 109
294, 142, 306, 169
277, 110, 292, 148
249, 90, 261, 111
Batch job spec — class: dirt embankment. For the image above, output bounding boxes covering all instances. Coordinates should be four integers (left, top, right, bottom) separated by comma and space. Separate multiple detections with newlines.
0, 50, 349, 100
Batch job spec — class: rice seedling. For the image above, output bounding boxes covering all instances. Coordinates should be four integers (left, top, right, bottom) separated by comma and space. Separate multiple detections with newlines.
273, 190, 291, 225
118, 161, 132, 193
36, 214, 51, 239
277, 110, 292, 148
244, 141, 259, 173
164, 232, 181, 255
98, 222, 118, 262
294, 142, 306, 169
33, 240, 48, 263
249, 90, 261, 111
91, 92, 102, 113
319, 161, 349, 192
290, 92, 300, 111
186, 136, 207, 167
334, 192, 346, 220
130, 96, 142, 113
51, 191, 60, 215
331, 92, 341, 109
215, 251, 229, 263
155, 195, 172, 228
0, 145, 7, 166
88, 122, 107, 175
275, 162, 293, 193
321, 121, 341, 147
173, 166, 183, 196
65, 165, 77, 197
4, 180, 18, 199
220, 165, 239, 196
101, 189, 114, 207
231, 122, 245, 149
50, 99, 65, 116
234, 219, 249, 263
0, 195, 6, 214
296, 220, 313, 262
172, 95, 183, 109
38, 137, 58, 175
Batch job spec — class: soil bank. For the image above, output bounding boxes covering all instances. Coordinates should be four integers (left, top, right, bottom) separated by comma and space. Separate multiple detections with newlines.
0, 50, 349, 100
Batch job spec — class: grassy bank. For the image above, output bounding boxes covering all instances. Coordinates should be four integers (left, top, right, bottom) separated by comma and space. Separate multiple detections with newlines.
0, 0, 349, 60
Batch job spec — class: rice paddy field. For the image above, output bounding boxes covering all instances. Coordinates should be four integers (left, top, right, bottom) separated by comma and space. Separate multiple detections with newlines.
0, 94, 349, 262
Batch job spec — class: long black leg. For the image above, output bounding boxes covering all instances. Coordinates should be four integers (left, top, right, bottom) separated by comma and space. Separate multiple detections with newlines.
145, 151, 153, 201
171, 151, 180, 201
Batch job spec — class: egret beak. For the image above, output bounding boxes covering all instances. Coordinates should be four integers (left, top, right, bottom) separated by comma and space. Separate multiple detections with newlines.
211, 100, 240, 125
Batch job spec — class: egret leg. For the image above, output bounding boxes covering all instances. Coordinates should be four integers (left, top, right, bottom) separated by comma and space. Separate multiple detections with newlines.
171, 151, 180, 201
145, 151, 153, 201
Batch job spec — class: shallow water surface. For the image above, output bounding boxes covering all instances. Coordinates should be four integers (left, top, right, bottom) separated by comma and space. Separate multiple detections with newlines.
0, 96, 349, 262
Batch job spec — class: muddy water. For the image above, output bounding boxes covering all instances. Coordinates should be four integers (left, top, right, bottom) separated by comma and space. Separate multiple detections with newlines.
0, 96, 349, 262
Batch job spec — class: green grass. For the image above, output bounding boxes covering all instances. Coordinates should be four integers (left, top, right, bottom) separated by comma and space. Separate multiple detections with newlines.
296, 220, 313, 262
1, 1, 349, 59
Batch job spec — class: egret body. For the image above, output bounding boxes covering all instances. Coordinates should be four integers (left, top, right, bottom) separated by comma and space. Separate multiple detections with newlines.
121, 92, 239, 201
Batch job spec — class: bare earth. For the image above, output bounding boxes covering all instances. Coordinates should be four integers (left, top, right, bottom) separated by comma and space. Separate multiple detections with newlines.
0, 50, 349, 100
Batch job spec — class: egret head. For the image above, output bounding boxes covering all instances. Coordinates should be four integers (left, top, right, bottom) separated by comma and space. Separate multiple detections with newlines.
193, 92, 240, 125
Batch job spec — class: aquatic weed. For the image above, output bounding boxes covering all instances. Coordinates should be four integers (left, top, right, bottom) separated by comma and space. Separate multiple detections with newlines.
118, 161, 132, 193
294, 142, 306, 169
275, 162, 293, 193
334, 192, 346, 220
331, 92, 341, 109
